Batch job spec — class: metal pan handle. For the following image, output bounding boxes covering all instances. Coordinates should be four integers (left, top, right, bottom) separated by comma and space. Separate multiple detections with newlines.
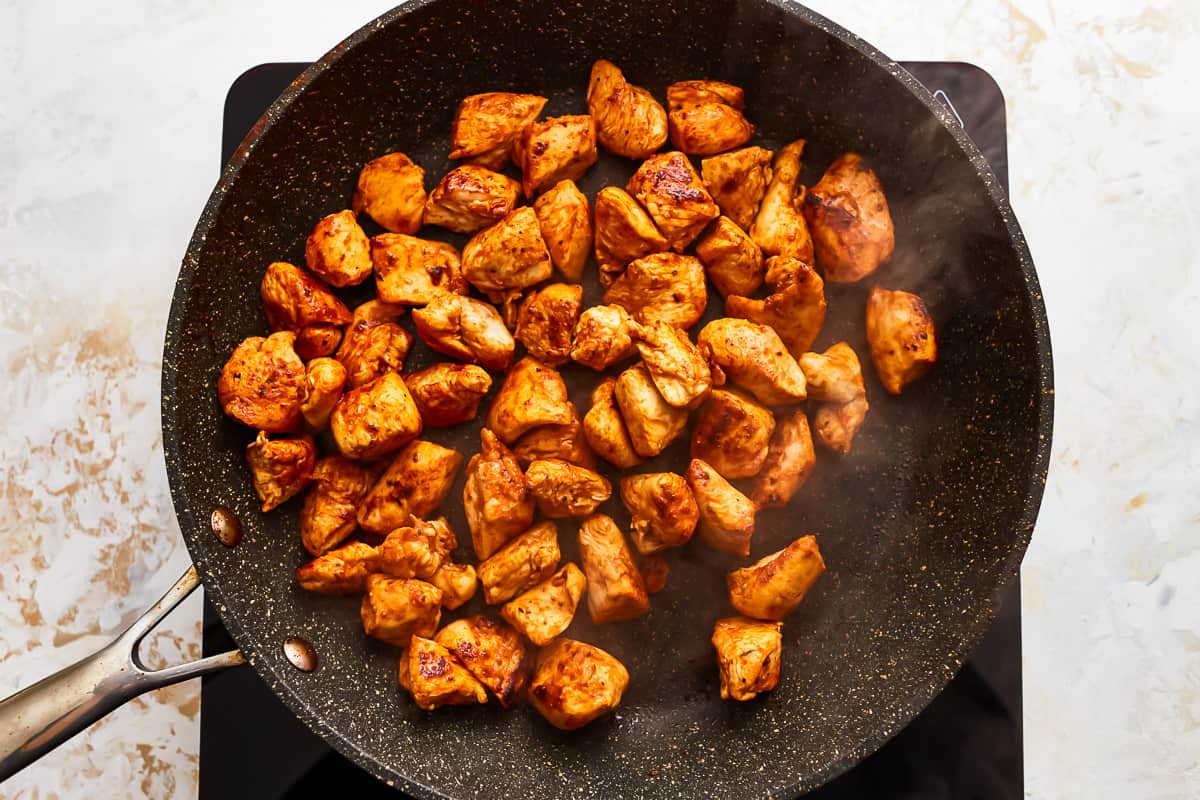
0, 566, 245, 782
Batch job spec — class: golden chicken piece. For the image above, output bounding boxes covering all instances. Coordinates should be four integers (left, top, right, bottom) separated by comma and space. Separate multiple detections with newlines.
582, 377, 643, 469
403, 362, 492, 427
219, 332, 306, 433
636, 553, 669, 593
449, 92, 548, 170
461, 206, 553, 294
412, 293, 515, 371
260, 261, 353, 346
293, 325, 343, 361
813, 395, 870, 455
626, 152, 720, 251
515, 115, 599, 198
592, 186, 669, 286
352, 151, 426, 234
511, 403, 597, 470
632, 320, 712, 408
690, 388, 775, 479
725, 257, 826, 356
300, 457, 375, 556
494, 289, 524, 332
485, 357, 573, 445
377, 522, 450, 580
435, 616, 529, 707
619, 472, 699, 555
578, 514, 649, 624
666, 80, 754, 157
330, 372, 423, 460
357, 440, 464, 534
685, 458, 756, 556
701, 146, 774, 232
803, 153, 895, 283
528, 639, 629, 731
525, 459, 612, 519
422, 164, 522, 234
477, 521, 560, 605
463, 428, 536, 560
697, 318, 807, 405
711, 617, 783, 701
587, 59, 669, 159
800, 341, 866, 404
749, 140, 813, 262
361, 574, 442, 646
244, 431, 316, 512
305, 209, 372, 287
727, 535, 825, 620
865, 286, 938, 395
603, 252, 707, 329
695, 216, 765, 298
614, 362, 689, 459
532, 180, 592, 282
298, 357, 346, 431
335, 318, 412, 390
501, 563, 586, 646
405, 635, 488, 711
666, 79, 745, 108
429, 563, 478, 611
295, 541, 380, 594
570, 303, 638, 371
370, 233, 467, 306
750, 408, 816, 509
515, 283, 583, 367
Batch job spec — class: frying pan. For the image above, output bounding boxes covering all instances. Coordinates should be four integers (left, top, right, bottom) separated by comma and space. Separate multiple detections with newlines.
0, 0, 1053, 796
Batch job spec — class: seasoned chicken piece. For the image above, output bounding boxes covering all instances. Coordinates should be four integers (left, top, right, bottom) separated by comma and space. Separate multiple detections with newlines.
532, 180, 592, 282
515, 115, 598, 197
423, 165, 522, 234
813, 395, 870, 455
587, 59, 668, 159
298, 357, 346, 431
335, 318, 412, 390
800, 342, 866, 404
592, 186, 668, 286
691, 388, 775, 479
697, 318, 807, 405
528, 639, 629, 730
726, 257, 827, 356
603, 252, 707, 329
865, 286, 938, 395
260, 262, 352, 347
685, 458, 756, 556
305, 209, 372, 287
582, 377, 643, 469
485, 357, 573, 445
636, 553, 669, 593
501, 564, 586, 646
701, 146, 774, 231
295, 541, 380, 594
405, 636, 488, 710
293, 325, 342, 361
478, 521, 560, 605
300, 457, 375, 556
666, 80, 746, 108
578, 514, 649, 624
751, 408, 816, 509
449, 92, 548, 170
404, 362, 492, 427
330, 372, 423, 460
461, 206, 553, 294
511, 403, 597, 470
429, 563, 478, 610
435, 616, 529, 707
361, 574, 442, 646
371, 233, 467, 306
219, 332, 306, 432
711, 617, 783, 701
666, 80, 754, 157
245, 431, 316, 512
570, 304, 637, 371
525, 459, 612, 519
515, 283, 583, 367
803, 153, 895, 283
378, 522, 450, 580
412, 293, 515, 371
632, 320, 712, 408
494, 289, 524, 332
626, 151, 719, 251
352, 151, 426, 234
619, 472, 699, 555
350, 298, 408, 326
357, 440, 464, 534
463, 428, 536, 560
749, 140, 813, 261
695, 216, 764, 298
727, 535, 825, 620
614, 362, 689, 458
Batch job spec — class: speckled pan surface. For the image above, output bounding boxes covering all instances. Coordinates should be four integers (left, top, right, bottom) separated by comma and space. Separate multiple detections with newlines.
161, 0, 1052, 797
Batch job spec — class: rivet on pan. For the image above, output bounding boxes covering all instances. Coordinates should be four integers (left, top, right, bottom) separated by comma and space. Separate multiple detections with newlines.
210, 506, 243, 547
283, 636, 318, 672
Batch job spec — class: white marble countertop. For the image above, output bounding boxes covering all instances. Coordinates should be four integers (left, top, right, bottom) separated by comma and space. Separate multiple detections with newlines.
1, 1, 1196, 797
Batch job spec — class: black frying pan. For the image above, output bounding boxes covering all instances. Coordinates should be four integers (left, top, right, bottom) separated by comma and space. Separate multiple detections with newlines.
0, 1, 1052, 797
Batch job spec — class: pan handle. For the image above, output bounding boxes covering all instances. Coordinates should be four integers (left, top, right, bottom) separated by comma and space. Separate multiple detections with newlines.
0, 566, 246, 782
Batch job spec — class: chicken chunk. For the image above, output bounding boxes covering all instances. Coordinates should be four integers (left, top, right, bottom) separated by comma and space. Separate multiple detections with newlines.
632, 320, 712, 408
626, 151, 719, 251
449, 92, 548, 170
528, 639, 629, 730
463, 428, 536, 560
260, 262, 352, 342
685, 458, 756, 556
800, 341, 866, 404
478, 521, 561, 605
667, 80, 754, 156
726, 257, 827, 356
245, 431, 316, 512
352, 151, 426, 234
461, 206, 553, 294
357, 440, 464, 534
726, 535, 825, 620
603, 252, 707, 329
701, 146, 774, 232
697, 318, 807, 405
405, 636, 488, 710
592, 186, 668, 286
803, 153, 895, 283
619, 472, 699, 555
371, 233, 467, 306
666, 80, 745, 108
429, 562, 478, 611
404, 362, 493, 427
515, 283, 583, 366
300, 457, 375, 556
295, 541, 380, 594
711, 617, 783, 701
377, 522, 451, 580
412, 293, 515, 371
335, 319, 412, 390
865, 286, 938, 395
293, 325, 342, 361
435, 616, 529, 707
361, 574, 442, 646
501, 563, 587, 647
218, 332, 306, 432
614, 362, 689, 459
587, 59, 668, 159
305, 209, 372, 287
750, 408, 816, 509
515, 115, 598, 197
533, 180, 592, 282
511, 403, 597, 470
570, 303, 638, 371
485, 357, 573, 444
525, 459, 612, 519
423, 165, 522, 234
578, 514, 649, 625
582, 377, 643, 469
695, 216, 764, 298
690, 388, 775, 479
330, 372, 423, 460
813, 395, 870, 455
749, 140, 813, 261
298, 357, 346, 431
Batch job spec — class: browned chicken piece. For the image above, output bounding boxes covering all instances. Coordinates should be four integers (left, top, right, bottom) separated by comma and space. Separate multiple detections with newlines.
405, 635, 488, 710
515, 283, 583, 367
570, 303, 637, 371
293, 325, 342, 361
461, 206, 553, 294
494, 289, 524, 332
295, 541, 380, 594
666, 80, 746, 109
352, 152, 426, 234
403, 362, 492, 427
697, 318, 807, 405
800, 341, 866, 404
603, 252, 707, 329
865, 286, 938, 395
751, 408, 816, 509
260, 262, 352, 343
357, 440, 464, 534
711, 617, 783, 701
614, 362, 689, 459
726, 257, 827, 356
335, 318, 412, 390
245, 431, 316, 512
582, 377, 643, 469
813, 395, 870, 455
351, 298, 408, 326
803, 153, 895, 283
515, 115, 598, 198
449, 92, 548, 170
626, 152, 720, 251
695, 216, 765, 298
463, 428, 536, 560
632, 321, 712, 408
298, 357, 346, 431
435, 616, 529, 707
749, 140, 813, 262
592, 186, 669, 286
727, 535, 825, 620
701, 146, 774, 232
300, 457, 376, 556
620, 472, 698, 555
429, 563, 478, 611
377, 522, 450, 580
666, 80, 754, 157
422, 165, 522, 234
525, 459, 612, 519
528, 639, 629, 731
578, 514, 649, 624
691, 388, 775, 479
532, 179, 592, 282
485, 357, 573, 445
330, 372, 423, 460
218, 332, 306, 432
478, 521, 560, 605
412, 293, 515, 371
685, 458, 756, 556
305, 209, 372, 287
371, 233, 467, 306
587, 59, 669, 159
636, 553, 669, 593
361, 574, 442, 646
501, 563, 586, 646
511, 403, 597, 470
